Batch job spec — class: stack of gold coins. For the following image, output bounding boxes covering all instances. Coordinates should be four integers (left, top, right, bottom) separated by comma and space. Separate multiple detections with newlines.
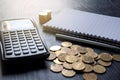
47, 41, 120, 79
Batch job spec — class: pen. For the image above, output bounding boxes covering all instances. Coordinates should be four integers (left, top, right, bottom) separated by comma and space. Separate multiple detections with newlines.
56, 34, 120, 52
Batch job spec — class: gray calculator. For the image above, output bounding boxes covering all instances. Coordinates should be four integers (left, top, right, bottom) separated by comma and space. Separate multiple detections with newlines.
0, 19, 49, 61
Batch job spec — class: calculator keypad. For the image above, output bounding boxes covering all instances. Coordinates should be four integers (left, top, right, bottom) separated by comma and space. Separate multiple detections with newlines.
1, 29, 47, 59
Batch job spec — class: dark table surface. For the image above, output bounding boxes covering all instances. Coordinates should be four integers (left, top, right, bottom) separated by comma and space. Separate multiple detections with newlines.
0, 0, 120, 80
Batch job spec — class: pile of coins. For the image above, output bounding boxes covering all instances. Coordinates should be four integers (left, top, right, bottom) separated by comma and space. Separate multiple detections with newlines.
47, 41, 120, 80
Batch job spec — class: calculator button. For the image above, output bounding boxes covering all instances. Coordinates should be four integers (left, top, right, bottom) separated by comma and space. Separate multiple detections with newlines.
5, 45, 11, 48
33, 35, 38, 38
27, 40, 33, 43
13, 45, 19, 48
19, 38, 25, 41
20, 41, 26, 44
5, 48, 12, 51
23, 50, 29, 54
14, 51, 21, 55
31, 49, 37, 53
12, 42, 19, 45
12, 39, 18, 42
5, 43, 11, 46
34, 38, 40, 41
26, 37, 32, 40
21, 44, 27, 47
29, 46, 36, 49
35, 41, 41, 44
6, 51, 13, 55
14, 48, 20, 52
19, 36, 24, 39
36, 43, 42, 47
28, 43, 35, 46
38, 46, 44, 50
21, 46, 28, 50
32, 33, 37, 35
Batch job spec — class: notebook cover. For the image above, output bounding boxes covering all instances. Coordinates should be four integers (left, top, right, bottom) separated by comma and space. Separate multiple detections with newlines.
43, 8, 120, 47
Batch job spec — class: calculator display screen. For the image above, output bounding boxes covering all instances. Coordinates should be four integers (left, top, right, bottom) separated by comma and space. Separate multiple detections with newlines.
1, 19, 35, 31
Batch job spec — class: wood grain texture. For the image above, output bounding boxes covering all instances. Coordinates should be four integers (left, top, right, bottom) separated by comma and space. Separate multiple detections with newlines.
0, 0, 120, 80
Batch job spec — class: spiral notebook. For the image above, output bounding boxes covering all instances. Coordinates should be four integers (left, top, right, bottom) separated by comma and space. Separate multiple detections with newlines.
43, 8, 120, 47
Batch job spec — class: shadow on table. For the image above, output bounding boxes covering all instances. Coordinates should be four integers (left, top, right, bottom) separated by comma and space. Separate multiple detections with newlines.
1, 59, 47, 75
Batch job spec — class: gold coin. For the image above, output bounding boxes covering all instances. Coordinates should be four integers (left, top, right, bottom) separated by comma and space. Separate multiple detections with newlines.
79, 47, 87, 54
86, 52, 98, 59
61, 41, 72, 47
55, 50, 66, 57
47, 52, 56, 60
63, 62, 72, 69
83, 64, 93, 72
93, 65, 106, 73
50, 45, 61, 51
100, 53, 113, 61
53, 58, 63, 65
68, 50, 78, 56
82, 55, 94, 64
61, 69, 76, 77
61, 47, 71, 53
83, 73, 97, 80
58, 53, 68, 62
72, 61, 85, 71
86, 47, 94, 52
65, 55, 78, 63
98, 60, 112, 67
50, 63, 63, 72
71, 45, 81, 51
112, 54, 120, 62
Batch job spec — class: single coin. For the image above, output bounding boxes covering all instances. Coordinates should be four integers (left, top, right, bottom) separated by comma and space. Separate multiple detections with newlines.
100, 53, 113, 61
58, 53, 68, 62
83, 64, 93, 72
79, 47, 87, 54
53, 58, 63, 65
72, 61, 85, 71
50, 45, 61, 51
98, 60, 112, 67
71, 45, 81, 51
68, 50, 78, 56
63, 62, 73, 69
50, 63, 63, 73
86, 52, 98, 59
65, 55, 78, 63
61, 47, 71, 53
83, 73, 97, 80
61, 69, 76, 77
61, 41, 72, 47
112, 54, 120, 62
86, 47, 94, 52
93, 65, 106, 74
55, 50, 66, 57
82, 55, 94, 64
47, 52, 56, 60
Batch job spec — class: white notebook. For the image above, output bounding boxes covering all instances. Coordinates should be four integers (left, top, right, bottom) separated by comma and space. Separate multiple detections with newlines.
43, 8, 120, 46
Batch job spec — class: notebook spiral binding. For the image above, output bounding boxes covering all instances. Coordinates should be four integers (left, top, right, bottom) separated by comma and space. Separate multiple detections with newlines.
43, 25, 120, 48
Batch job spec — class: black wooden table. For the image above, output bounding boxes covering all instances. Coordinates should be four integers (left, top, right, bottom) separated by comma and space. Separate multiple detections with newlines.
0, 0, 120, 80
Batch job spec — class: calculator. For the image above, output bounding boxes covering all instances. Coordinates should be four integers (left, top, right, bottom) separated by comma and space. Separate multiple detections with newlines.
0, 19, 49, 61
